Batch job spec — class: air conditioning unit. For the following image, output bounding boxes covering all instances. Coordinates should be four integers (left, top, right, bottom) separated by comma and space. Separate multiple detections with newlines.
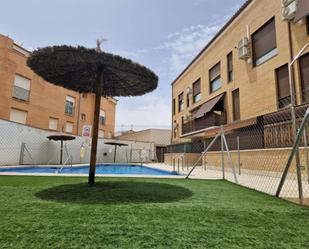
282, 0, 294, 7
282, 0, 297, 21
238, 37, 249, 49
238, 37, 250, 60
183, 114, 190, 122
238, 46, 250, 60
186, 86, 192, 95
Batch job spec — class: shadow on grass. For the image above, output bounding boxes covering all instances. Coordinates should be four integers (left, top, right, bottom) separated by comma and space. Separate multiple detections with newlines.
35, 181, 193, 205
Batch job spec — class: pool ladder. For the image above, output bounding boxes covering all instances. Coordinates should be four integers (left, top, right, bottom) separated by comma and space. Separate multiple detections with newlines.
58, 155, 73, 173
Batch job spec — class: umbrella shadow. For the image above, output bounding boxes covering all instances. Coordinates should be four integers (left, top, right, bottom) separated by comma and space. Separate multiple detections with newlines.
35, 181, 193, 205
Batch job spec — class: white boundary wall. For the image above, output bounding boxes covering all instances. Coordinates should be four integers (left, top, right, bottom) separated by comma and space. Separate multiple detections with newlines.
0, 119, 155, 166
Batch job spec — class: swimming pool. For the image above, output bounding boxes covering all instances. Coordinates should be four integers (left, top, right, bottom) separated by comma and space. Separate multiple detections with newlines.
0, 164, 178, 176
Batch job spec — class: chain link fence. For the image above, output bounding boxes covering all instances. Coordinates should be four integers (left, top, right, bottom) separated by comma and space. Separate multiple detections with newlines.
170, 90, 309, 205
2, 91, 309, 205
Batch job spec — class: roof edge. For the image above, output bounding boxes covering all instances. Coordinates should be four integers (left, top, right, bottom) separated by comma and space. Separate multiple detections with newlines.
171, 0, 253, 86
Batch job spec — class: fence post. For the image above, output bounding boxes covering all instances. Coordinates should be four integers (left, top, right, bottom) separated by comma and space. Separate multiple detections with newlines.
276, 107, 309, 203
303, 128, 309, 184
19, 142, 26, 165
186, 133, 221, 179
220, 126, 225, 180
237, 136, 241, 175
222, 132, 239, 184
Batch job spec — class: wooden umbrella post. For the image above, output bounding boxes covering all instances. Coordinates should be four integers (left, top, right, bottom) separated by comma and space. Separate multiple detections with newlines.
88, 71, 103, 185
60, 140, 63, 165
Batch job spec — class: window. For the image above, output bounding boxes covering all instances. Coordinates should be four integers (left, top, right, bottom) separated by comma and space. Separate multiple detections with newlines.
193, 79, 201, 103
12, 75, 31, 101
81, 113, 86, 121
99, 130, 105, 138
275, 64, 291, 109
209, 62, 221, 93
307, 16, 309, 35
10, 108, 27, 124
232, 89, 240, 121
186, 94, 190, 107
227, 52, 233, 82
252, 18, 277, 66
178, 92, 184, 112
65, 122, 74, 133
65, 96, 75, 116
49, 118, 58, 130
299, 53, 309, 102
99, 110, 106, 125
107, 132, 112, 138
172, 99, 176, 115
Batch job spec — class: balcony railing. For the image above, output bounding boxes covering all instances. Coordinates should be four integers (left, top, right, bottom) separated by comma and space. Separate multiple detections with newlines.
12, 86, 30, 102
182, 112, 227, 135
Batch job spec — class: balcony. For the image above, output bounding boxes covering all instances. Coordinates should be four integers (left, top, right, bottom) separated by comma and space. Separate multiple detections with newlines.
182, 111, 227, 135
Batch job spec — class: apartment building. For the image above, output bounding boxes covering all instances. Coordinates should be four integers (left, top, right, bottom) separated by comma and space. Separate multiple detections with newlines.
171, 0, 309, 146
0, 34, 116, 138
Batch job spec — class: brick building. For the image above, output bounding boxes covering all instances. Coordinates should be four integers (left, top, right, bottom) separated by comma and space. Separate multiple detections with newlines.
171, 0, 309, 148
0, 34, 116, 138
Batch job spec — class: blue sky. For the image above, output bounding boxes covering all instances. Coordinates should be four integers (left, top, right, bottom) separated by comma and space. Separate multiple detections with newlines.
0, 0, 245, 131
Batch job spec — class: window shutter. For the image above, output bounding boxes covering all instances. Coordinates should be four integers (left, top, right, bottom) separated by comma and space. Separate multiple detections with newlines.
210, 63, 221, 81
10, 109, 27, 124
178, 93, 183, 101
193, 79, 201, 95
66, 96, 75, 104
14, 75, 30, 90
49, 118, 58, 130
65, 122, 74, 133
299, 53, 309, 101
232, 89, 240, 121
252, 18, 276, 61
227, 52, 233, 72
276, 65, 290, 99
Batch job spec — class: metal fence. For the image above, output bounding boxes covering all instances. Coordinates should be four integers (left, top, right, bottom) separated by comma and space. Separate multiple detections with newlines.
2, 92, 309, 206
171, 91, 309, 206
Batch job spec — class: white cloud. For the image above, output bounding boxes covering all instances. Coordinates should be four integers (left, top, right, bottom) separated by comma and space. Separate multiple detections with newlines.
162, 23, 221, 78
115, 95, 171, 132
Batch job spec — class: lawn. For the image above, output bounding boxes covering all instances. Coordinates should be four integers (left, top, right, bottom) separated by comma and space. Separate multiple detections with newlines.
0, 176, 308, 249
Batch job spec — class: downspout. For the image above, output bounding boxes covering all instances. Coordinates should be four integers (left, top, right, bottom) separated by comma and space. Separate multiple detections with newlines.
288, 22, 296, 102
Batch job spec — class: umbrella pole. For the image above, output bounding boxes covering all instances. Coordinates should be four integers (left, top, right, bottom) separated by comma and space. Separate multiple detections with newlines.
60, 140, 63, 165
114, 145, 117, 163
88, 72, 103, 185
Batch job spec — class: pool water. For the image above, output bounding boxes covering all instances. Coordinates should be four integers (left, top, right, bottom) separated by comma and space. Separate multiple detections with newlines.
0, 164, 178, 176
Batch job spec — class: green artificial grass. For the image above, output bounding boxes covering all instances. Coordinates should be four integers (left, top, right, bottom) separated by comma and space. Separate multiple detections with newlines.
0, 176, 308, 249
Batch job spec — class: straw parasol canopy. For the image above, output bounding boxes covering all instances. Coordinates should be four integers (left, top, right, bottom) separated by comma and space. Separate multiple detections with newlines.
27, 42, 158, 185
27, 45, 158, 96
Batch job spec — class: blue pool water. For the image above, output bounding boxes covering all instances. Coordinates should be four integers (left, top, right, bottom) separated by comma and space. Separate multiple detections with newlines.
0, 164, 178, 176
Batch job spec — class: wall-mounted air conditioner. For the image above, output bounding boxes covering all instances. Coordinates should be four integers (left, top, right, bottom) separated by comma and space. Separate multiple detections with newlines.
186, 86, 192, 95
282, 0, 295, 7
183, 114, 190, 122
238, 46, 250, 60
238, 37, 250, 60
238, 37, 249, 49
282, 0, 297, 21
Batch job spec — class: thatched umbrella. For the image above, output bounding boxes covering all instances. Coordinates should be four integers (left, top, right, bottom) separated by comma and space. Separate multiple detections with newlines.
104, 142, 128, 163
27, 42, 158, 184
47, 134, 75, 164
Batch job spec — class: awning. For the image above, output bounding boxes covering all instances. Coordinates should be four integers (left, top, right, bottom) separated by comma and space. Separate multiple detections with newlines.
294, 0, 309, 23
192, 93, 225, 119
